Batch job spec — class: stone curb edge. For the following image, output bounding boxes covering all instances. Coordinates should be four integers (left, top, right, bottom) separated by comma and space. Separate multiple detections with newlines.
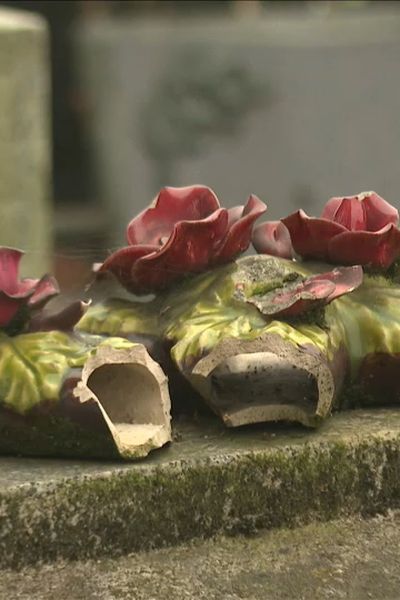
1, 424, 400, 568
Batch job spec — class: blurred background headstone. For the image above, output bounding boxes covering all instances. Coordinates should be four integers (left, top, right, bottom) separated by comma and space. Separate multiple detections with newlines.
0, 7, 51, 276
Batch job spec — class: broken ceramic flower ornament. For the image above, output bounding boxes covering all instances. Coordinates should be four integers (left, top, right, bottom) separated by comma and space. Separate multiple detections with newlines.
0, 248, 171, 459
79, 186, 400, 429
3, 185, 400, 460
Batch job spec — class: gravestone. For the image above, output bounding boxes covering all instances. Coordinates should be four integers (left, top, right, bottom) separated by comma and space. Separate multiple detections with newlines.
0, 8, 51, 276
74, 8, 400, 245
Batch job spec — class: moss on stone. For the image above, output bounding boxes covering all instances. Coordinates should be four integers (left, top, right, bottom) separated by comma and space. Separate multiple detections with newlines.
2, 412, 400, 568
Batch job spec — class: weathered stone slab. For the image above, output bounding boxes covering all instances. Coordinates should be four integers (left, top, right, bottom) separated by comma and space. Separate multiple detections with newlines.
0, 8, 51, 276
1, 408, 400, 568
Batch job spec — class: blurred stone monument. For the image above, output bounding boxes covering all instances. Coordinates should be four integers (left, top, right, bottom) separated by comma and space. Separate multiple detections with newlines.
0, 7, 51, 275
74, 7, 400, 245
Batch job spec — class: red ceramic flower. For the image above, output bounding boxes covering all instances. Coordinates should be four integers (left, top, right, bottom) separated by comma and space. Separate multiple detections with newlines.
247, 266, 363, 318
0, 247, 90, 335
98, 185, 267, 294
0, 248, 59, 329
280, 191, 400, 270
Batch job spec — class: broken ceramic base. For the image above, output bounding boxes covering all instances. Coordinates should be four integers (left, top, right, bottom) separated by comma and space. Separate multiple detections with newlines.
0, 335, 171, 460
188, 333, 336, 428
74, 344, 171, 458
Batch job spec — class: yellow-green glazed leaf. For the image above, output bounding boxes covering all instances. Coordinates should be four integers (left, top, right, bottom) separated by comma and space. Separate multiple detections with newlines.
0, 331, 136, 414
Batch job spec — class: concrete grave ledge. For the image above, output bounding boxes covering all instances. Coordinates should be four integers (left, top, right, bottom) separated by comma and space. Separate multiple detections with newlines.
1, 408, 400, 568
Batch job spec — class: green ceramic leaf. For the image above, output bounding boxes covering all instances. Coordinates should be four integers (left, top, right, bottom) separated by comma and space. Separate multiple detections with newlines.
162, 258, 334, 370
76, 256, 400, 384
77, 298, 160, 337
0, 331, 137, 415
327, 275, 400, 374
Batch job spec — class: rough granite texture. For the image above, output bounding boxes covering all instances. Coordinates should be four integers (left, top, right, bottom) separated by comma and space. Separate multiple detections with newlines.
0, 8, 51, 276
1, 409, 400, 568
1, 512, 400, 599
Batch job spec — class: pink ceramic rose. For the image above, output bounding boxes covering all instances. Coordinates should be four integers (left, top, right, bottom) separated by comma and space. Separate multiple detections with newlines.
253, 191, 400, 270
98, 185, 266, 294
0, 248, 59, 329
0, 247, 89, 334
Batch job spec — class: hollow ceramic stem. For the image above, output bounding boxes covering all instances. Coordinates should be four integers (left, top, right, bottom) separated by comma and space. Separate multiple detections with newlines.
0, 331, 171, 459
161, 256, 347, 427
